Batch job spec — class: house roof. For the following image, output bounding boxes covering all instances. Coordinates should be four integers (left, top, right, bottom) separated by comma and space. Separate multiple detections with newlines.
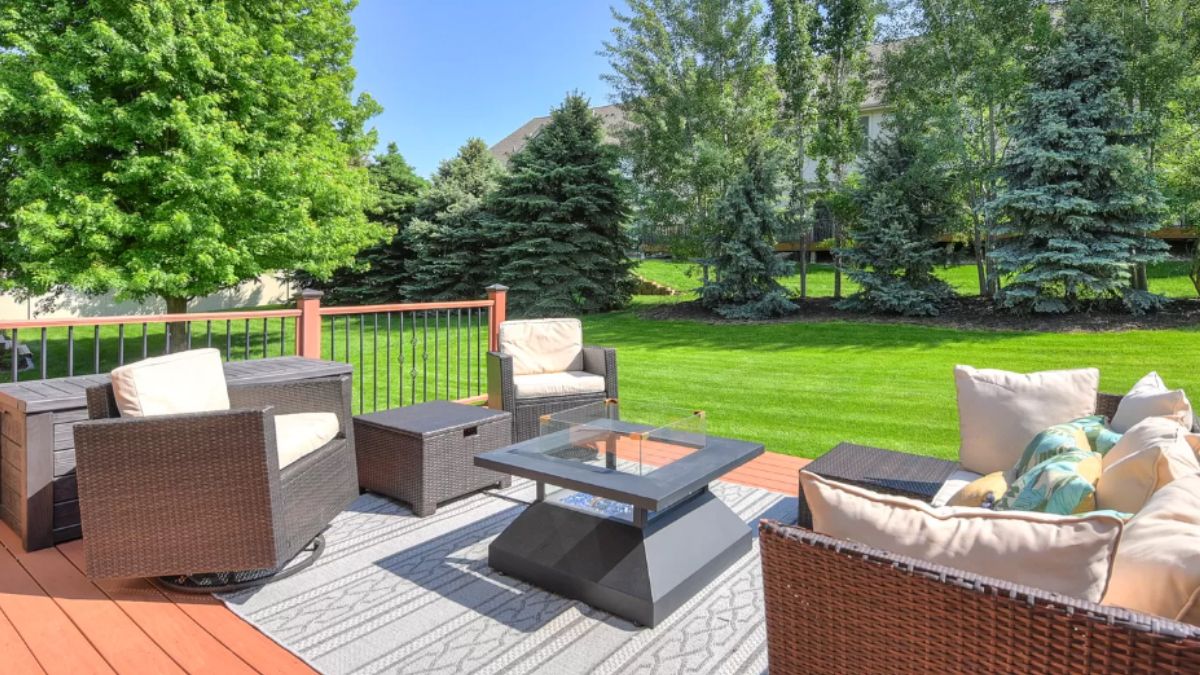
489, 104, 628, 165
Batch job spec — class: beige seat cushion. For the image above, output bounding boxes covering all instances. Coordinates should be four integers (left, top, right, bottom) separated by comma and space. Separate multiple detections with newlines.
275, 412, 339, 469
1110, 372, 1193, 433
1096, 416, 1200, 514
110, 348, 230, 417
801, 471, 1123, 602
513, 371, 606, 399
499, 319, 584, 376
1103, 474, 1200, 625
954, 365, 1100, 474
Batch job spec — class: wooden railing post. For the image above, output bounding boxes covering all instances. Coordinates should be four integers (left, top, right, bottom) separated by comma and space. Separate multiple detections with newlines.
295, 289, 324, 359
486, 284, 508, 352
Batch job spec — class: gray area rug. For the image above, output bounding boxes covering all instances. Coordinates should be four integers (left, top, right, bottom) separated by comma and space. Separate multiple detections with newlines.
220, 478, 796, 674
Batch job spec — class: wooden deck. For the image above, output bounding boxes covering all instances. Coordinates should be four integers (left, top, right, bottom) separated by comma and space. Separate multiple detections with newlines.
0, 450, 808, 674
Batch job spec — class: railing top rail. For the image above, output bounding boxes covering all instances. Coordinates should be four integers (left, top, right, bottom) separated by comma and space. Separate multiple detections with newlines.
318, 299, 494, 316
0, 308, 302, 331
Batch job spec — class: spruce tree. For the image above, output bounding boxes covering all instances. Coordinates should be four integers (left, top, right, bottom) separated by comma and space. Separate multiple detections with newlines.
989, 12, 1168, 314
317, 144, 426, 304
491, 95, 634, 317
700, 147, 797, 319
404, 138, 504, 301
840, 122, 959, 316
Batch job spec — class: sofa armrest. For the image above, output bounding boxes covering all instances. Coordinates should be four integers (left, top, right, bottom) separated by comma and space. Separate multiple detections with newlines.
487, 351, 515, 413
228, 375, 353, 440
583, 346, 618, 398
73, 408, 287, 578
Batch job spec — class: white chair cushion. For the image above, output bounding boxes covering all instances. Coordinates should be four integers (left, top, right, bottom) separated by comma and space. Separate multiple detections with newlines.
110, 348, 230, 417
1110, 371, 1193, 433
275, 412, 340, 469
801, 471, 1124, 603
513, 371, 606, 399
499, 318, 584, 376
929, 468, 982, 507
954, 365, 1100, 474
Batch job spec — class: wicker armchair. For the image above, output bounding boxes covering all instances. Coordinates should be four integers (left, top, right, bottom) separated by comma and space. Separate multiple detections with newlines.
486, 318, 618, 441
73, 375, 358, 582
772, 391, 1200, 673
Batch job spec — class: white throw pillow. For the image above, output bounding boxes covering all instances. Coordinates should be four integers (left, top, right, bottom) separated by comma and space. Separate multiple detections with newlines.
110, 348, 230, 417
801, 471, 1123, 603
954, 365, 1100, 474
498, 318, 584, 376
1103, 474, 1200, 625
1096, 416, 1200, 514
1110, 371, 1193, 433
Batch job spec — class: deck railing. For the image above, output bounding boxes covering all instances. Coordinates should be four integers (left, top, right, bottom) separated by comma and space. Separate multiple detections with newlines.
0, 284, 509, 414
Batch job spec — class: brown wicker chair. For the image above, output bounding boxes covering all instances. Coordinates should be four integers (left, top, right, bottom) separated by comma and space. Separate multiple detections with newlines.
486, 319, 618, 442
769, 391, 1200, 673
73, 375, 358, 585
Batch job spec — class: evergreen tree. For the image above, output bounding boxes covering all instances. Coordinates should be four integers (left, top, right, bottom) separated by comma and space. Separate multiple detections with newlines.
491, 95, 634, 317
700, 147, 797, 319
990, 12, 1169, 314
404, 139, 504, 301
840, 121, 960, 316
317, 144, 426, 304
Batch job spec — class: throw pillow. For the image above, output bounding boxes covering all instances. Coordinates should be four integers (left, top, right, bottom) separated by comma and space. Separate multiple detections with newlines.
954, 365, 1100, 474
1064, 415, 1123, 456
947, 471, 1009, 508
1010, 422, 1091, 478
801, 471, 1124, 603
1103, 474, 1200, 625
995, 448, 1104, 516
1110, 371, 1194, 433
1096, 417, 1200, 514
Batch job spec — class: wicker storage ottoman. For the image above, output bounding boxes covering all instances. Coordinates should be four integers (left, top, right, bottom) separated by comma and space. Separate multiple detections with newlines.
354, 401, 513, 516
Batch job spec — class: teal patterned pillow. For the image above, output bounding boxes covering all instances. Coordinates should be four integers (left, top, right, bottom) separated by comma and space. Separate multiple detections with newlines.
996, 448, 1103, 515
1011, 422, 1092, 478
1064, 415, 1122, 455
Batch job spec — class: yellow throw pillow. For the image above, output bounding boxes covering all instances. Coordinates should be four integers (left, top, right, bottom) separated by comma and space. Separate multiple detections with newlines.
948, 471, 1009, 508
1096, 417, 1200, 514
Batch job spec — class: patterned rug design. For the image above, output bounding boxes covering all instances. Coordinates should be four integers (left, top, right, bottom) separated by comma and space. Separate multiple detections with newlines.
219, 478, 796, 674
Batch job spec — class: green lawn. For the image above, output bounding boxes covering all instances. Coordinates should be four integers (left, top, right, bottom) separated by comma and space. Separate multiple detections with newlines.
636, 258, 1200, 299
584, 305, 1200, 460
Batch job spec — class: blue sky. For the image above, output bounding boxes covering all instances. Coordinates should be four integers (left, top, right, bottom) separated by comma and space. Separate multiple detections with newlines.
351, 1, 623, 177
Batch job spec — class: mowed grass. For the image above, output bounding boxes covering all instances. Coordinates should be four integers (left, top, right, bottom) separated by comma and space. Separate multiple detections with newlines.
636, 258, 1200, 299
584, 308, 1200, 460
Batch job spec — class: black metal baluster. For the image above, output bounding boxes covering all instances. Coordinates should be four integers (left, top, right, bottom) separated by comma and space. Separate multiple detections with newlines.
466, 308, 471, 396
206, 321, 213, 348
386, 313, 392, 407
445, 310, 450, 399
39, 328, 47, 379
456, 309, 462, 399
434, 311, 439, 400
279, 318, 286, 356
477, 308, 484, 395
372, 314, 379, 412
117, 325, 125, 366
185, 322, 192, 350
243, 319, 250, 360
10, 329, 18, 382
93, 325, 100, 373
67, 326, 75, 376
410, 312, 418, 405
399, 311, 405, 406
261, 318, 268, 358
358, 314, 365, 413
422, 310, 429, 402
141, 323, 148, 360
225, 320, 231, 361
344, 313, 350, 365
164, 322, 171, 355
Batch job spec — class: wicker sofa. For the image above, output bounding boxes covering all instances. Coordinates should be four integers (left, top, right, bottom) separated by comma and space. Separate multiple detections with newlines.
764, 391, 1200, 673
74, 371, 358, 582
486, 318, 618, 442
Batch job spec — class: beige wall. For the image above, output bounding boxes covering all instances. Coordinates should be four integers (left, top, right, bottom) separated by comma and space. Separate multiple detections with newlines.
801, 108, 891, 183
0, 273, 295, 321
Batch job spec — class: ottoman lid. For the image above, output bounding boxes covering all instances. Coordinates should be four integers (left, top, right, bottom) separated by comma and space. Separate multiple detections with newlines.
355, 400, 510, 438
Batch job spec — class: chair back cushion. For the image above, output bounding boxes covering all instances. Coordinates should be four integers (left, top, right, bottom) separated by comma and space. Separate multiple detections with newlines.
1096, 416, 1200, 514
110, 348, 230, 417
1110, 371, 1193, 433
275, 412, 340, 468
801, 471, 1123, 602
498, 318, 584, 376
1103, 474, 1200, 624
954, 365, 1100, 474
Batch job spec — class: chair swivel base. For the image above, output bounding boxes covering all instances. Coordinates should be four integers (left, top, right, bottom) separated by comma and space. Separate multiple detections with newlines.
154, 534, 325, 594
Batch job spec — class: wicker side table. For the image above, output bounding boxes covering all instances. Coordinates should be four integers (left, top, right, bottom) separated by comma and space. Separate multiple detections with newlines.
354, 401, 513, 516
797, 442, 958, 528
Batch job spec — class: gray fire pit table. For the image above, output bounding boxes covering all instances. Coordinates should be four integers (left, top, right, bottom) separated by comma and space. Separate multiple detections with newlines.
473, 401, 763, 627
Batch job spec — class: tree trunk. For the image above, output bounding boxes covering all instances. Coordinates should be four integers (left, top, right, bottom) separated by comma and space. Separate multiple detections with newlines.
833, 222, 843, 300
972, 227, 987, 297
800, 235, 808, 299
1190, 239, 1200, 298
164, 296, 189, 353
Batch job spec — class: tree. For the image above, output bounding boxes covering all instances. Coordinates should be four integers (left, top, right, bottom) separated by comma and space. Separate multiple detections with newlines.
491, 95, 634, 317
313, 143, 427, 305
880, 0, 1044, 298
989, 12, 1169, 314
1159, 72, 1200, 297
769, 0, 819, 298
604, 0, 781, 256
840, 118, 960, 316
0, 1, 384, 323
808, 0, 878, 299
404, 138, 504, 301
700, 146, 797, 319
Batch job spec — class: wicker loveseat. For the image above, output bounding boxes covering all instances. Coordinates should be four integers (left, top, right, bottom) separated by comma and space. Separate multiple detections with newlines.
764, 391, 1200, 673
74, 355, 358, 583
